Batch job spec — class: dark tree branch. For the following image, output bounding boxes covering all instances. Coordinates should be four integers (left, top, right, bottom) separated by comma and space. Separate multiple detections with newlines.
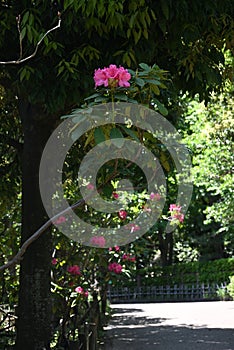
0, 198, 85, 272
0, 143, 148, 272
16, 15, 23, 61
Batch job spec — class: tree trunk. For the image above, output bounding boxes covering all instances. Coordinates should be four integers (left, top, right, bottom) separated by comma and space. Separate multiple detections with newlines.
15, 100, 56, 350
158, 229, 174, 267
167, 232, 174, 265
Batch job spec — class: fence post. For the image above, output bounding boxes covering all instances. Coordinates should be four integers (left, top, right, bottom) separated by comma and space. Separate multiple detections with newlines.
89, 292, 99, 350
89, 322, 97, 350
84, 322, 89, 350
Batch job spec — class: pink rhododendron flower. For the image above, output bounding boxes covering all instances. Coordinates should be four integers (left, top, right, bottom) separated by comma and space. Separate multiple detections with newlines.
83, 290, 89, 297
90, 236, 106, 248
94, 64, 131, 88
109, 245, 120, 252
169, 204, 181, 212
75, 286, 88, 297
150, 192, 161, 200
169, 204, 184, 223
108, 262, 123, 274
118, 210, 127, 220
53, 216, 66, 225
122, 253, 136, 262
75, 286, 84, 294
112, 192, 119, 199
118, 66, 131, 87
86, 183, 94, 190
51, 258, 57, 265
105, 64, 119, 79
94, 68, 108, 88
173, 212, 185, 223
67, 265, 81, 275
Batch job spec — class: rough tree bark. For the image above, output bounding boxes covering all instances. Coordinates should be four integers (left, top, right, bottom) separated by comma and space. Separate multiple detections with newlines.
15, 99, 56, 350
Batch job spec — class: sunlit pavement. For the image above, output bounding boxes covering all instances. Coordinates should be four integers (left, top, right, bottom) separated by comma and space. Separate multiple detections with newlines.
103, 301, 234, 349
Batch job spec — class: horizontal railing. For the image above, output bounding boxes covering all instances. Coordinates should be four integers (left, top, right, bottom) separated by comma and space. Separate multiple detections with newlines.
107, 282, 228, 303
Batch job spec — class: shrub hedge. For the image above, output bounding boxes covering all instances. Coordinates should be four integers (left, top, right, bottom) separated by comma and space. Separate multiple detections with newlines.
124, 258, 234, 287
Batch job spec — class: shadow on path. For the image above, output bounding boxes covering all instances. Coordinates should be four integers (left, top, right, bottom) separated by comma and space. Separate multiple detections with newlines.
102, 306, 234, 350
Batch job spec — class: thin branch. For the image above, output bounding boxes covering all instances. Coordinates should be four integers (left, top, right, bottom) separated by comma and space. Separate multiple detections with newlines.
0, 198, 84, 272
16, 15, 23, 61
0, 147, 146, 272
0, 13, 61, 65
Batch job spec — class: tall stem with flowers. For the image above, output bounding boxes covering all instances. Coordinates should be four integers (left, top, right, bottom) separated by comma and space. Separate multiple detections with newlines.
50, 62, 184, 348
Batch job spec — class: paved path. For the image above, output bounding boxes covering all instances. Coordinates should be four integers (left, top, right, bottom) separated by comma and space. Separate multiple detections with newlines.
103, 301, 234, 349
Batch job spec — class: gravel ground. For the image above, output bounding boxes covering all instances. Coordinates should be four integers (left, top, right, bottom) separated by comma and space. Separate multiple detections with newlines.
103, 301, 234, 350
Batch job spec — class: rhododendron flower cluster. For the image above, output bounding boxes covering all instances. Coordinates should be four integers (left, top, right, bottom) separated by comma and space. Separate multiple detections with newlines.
122, 253, 136, 262
90, 236, 106, 248
150, 192, 161, 200
51, 258, 57, 265
108, 262, 123, 274
169, 204, 181, 211
86, 183, 94, 190
75, 286, 89, 297
112, 192, 119, 199
53, 216, 66, 225
109, 245, 120, 252
67, 265, 81, 275
94, 64, 131, 88
118, 210, 127, 220
169, 204, 184, 223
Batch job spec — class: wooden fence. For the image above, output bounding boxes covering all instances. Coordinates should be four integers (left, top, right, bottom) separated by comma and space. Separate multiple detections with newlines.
78, 322, 97, 350
107, 282, 228, 303
0, 306, 98, 350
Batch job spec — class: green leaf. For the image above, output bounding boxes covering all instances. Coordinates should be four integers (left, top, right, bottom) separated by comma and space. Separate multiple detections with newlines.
150, 84, 160, 95
145, 79, 161, 85
84, 93, 100, 101
21, 11, 29, 26
110, 127, 124, 139
110, 127, 125, 148
120, 125, 139, 141
113, 49, 125, 57
153, 98, 168, 116
71, 115, 87, 124
43, 35, 49, 46
94, 127, 106, 144
21, 27, 27, 40
160, 152, 170, 171
114, 93, 128, 101
135, 77, 145, 87
161, 1, 169, 20
151, 9, 156, 21
139, 63, 151, 71
127, 69, 135, 76
94, 96, 109, 103
27, 24, 33, 43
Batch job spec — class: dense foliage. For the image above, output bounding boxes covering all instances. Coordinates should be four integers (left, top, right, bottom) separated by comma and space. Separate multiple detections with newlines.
0, 0, 233, 348
129, 258, 234, 287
